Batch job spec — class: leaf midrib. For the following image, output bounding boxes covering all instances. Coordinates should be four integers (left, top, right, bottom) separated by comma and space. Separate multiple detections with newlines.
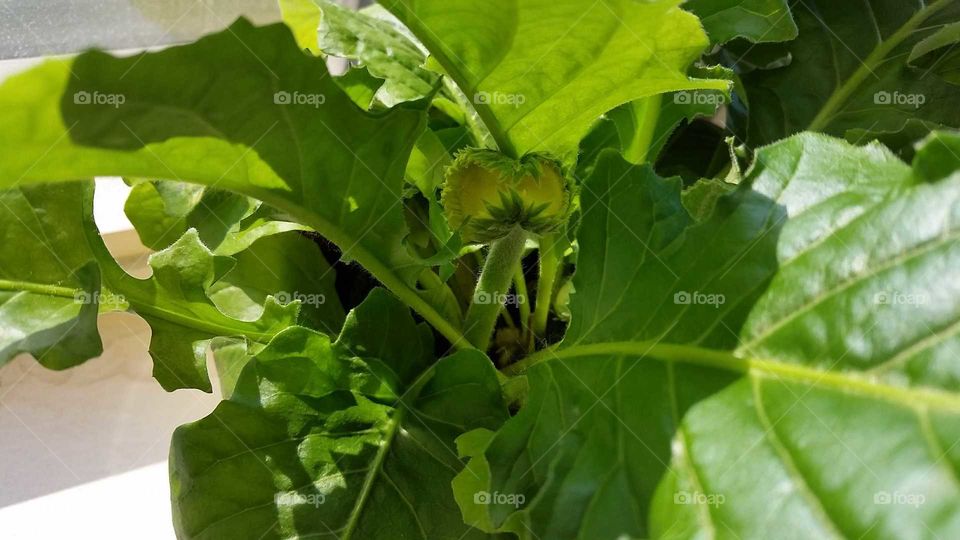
341, 406, 408, 540
0, 278, 76, 299
0, 275, 279, 343
507, 340, 960, 412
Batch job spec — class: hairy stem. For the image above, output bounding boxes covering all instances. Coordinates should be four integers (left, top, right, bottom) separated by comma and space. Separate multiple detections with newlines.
464, 227, 527, 350
532, 232, 563, 340
514, 265, 531, 337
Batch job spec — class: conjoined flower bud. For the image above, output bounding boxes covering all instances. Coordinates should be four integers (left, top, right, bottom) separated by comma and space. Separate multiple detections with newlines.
441, 148, 571, 243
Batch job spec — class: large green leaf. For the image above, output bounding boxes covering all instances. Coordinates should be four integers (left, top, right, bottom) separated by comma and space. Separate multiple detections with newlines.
647, 133, 960, 537
466, 132, 960, 537
651, 375, 960, 539
171, 289, 508, 539
564, 151, 783, 349
0, 182, 105, 369
380, 0, 729, 159
736, 0, 960, 150
0, 19, 465, 346
736, 143, 960, 391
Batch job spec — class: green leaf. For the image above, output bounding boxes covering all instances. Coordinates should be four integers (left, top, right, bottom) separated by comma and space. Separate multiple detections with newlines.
280, 0, 439, 106
0, 19, 466, 347
683, 0, 797, 44
736, 0, 960, 150
380, 0, 729, 159
407, 128, 453, 197
129, 230, 300, 392
318, 0, 439, 106
207, 232, 345, 335
124, 179, 345, 334
278, 0, 325, 53
171, 290, 508, 539
578, 65, 735, 174
564, 151, 781, 349
124, 180, 308, 255
0, 180, 312, 390
334, 66, 385, 110
736, 135, 960, 391
681, 177, 736, 222
908, 20, 960, 85
0, 182, 105, 369
651, 375, 960, 539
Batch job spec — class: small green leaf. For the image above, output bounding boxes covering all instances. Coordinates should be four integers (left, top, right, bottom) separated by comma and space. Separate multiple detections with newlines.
281, 0, 439, 106
578, 65, 734, 173
207, 232, 345, 335
318, 0, 439, 106
682, 178, 737, 222
407, 128, 453, 197
133, 230, 300, 392
909, 21, 960, 84
278, 0, 324, 53
124, 180, 308, 255
334, 66, 385, 110
684, 0, 797, 44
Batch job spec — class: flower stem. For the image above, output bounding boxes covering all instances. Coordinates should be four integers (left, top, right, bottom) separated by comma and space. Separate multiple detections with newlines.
464, 227, 527, 350
532, 232, 563, 340
514, 265, 530, 337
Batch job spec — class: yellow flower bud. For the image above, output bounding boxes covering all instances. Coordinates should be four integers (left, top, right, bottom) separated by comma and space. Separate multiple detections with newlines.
441, 148, 571, 243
